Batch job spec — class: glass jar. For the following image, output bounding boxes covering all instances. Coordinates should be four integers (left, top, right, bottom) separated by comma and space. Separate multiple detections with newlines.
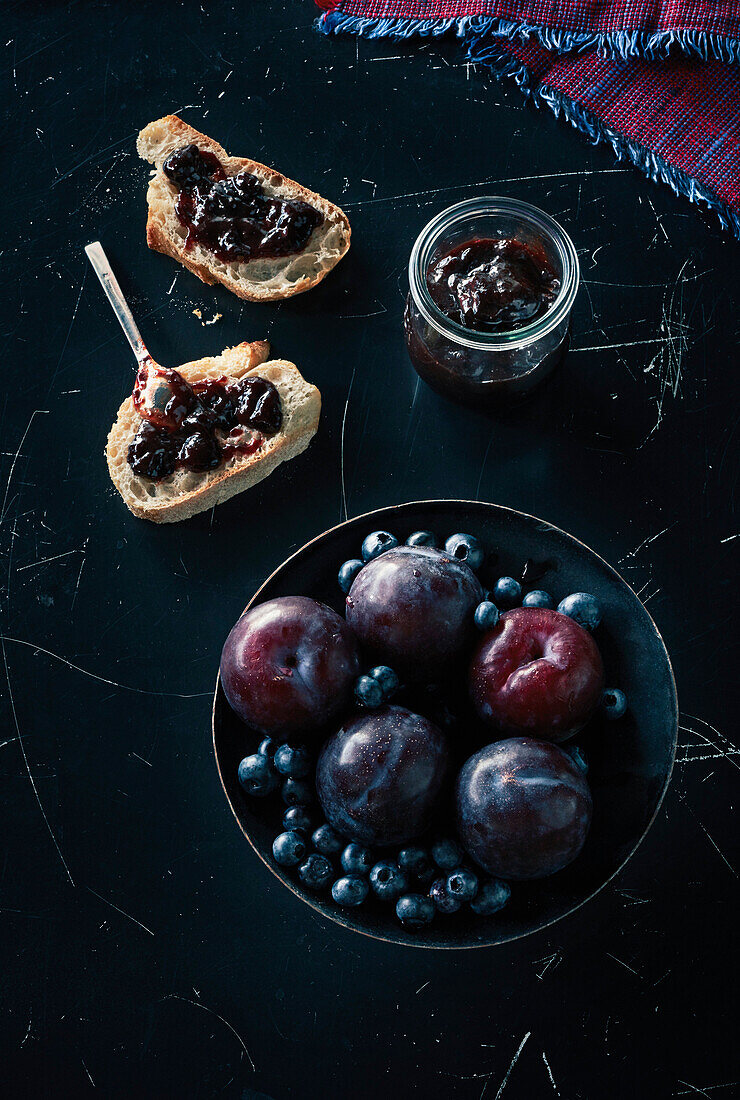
404, 197, 579, 405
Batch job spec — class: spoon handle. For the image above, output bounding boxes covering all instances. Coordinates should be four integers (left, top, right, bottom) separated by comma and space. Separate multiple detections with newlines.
85, 242, 150, 366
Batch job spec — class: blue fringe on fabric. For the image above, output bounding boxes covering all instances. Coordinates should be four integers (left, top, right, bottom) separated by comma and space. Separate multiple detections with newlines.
316, 10, 740, 239
318, 10, 740, 63
466, 37, 740, 240
317, 13, 472, 40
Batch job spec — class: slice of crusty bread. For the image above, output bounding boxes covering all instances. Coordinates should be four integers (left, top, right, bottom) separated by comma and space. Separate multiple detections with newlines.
106, 340, 321, 523
137, 115, 351, 301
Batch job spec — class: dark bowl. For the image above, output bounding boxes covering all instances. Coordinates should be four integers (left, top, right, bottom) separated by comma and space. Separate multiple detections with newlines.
213, 501, 678, 949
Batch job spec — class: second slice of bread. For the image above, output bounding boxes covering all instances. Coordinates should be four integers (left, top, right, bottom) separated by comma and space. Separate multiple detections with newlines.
106, 341, 321, 523
137, 115, 351, 301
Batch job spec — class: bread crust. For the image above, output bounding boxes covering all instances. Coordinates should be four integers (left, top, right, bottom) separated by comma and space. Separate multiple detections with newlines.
138, 115, 351, 301
106, 341, 321, 523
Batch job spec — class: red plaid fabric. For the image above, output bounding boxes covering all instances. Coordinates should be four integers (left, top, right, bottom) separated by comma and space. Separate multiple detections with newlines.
318, 1, 739, 36
316, 0, 740, 235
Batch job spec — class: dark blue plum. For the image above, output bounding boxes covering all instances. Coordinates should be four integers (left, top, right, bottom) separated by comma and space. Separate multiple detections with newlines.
431, 837, 463, 872
470, 879, 511, 915
557, 592, 602, 631
601, 687, 627, 719
369, 861, 408, 901
282, 778, 314, 806
362, 530, 399, 562
474, 601, 500, 631
283, 805, 314, 833
272, 830, 307, 867
445, 533, 485, 571
405, 530, 436, 548
341, 843, 374, 875
238, 753, 278, 797
457, 738, 593, 879
446, 867, 478, 902
274, 743, 312, 778
522, 590, 553, 609
332, 875, 369, 907
346, 545, 484, 681
369, 665, 400, 700
312, 823, 345, 856
492, 576, 522, 607
298, 854, 333, 891
429, 878, 461, 914
338, 558, 364, 594
354, 674, 384, 709
316, 706, 448, 847
396, 894, 435, 928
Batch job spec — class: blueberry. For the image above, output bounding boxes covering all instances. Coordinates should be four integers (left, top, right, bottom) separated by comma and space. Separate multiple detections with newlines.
431, 837, 464, 872
566, 745, 589, 774
298, 853, 333, 891
522, 589, 553, 609
558, 592, 602, 631
601, 687, 627, 720
369, 665, 399, 699
272, 830, 307, 867
274, 743, 312, 779
369, 861, 408, 901
341, 843, 374, 875
332, 875, 369, 907
429, 877, 461, 914
282, 778, 314, 806
406, 530, 436, 548
361, 530, 399, 562
355, 674, 384, 709
312, 823, 345, 856
492, 576, 522, 607
470, 878, 511, 915
446, 867, 479, 902
474, 600, 500, 631
338, 558, 364, 594
396, 894, 435, 928
283, 805, 313, 833
398, 846, 433, 880
238, 753, 278, 797
258, 737, 276, 759
445, 533, 484, 571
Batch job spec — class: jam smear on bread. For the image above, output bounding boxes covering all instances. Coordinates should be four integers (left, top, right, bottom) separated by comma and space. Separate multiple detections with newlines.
128, 362, 282, 479
163, 144, 323, 263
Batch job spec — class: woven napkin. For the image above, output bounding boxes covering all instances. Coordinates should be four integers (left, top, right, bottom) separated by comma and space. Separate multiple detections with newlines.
316, 1, 740, 238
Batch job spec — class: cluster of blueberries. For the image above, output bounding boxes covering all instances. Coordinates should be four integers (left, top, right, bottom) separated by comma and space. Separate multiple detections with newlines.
238, 736, 510, 928
341, 528, 627, 720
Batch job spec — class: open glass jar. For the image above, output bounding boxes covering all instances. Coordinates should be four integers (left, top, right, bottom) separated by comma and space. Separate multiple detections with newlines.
404, 197, 580, 405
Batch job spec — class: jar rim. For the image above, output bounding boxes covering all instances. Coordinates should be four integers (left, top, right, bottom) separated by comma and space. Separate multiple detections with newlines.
408, 196, 580, 351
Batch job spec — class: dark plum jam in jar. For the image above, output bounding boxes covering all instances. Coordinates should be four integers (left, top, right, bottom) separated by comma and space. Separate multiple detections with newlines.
404, 198, 579, 405
162, 144, 323, 263
127, 361, 282, 480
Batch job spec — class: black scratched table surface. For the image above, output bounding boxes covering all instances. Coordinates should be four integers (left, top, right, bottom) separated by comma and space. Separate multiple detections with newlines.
2, 2, 738, 1097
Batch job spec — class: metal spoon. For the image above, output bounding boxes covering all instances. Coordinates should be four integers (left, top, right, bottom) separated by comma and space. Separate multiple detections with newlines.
85, 241, 152, 367
85, 241, 178, 426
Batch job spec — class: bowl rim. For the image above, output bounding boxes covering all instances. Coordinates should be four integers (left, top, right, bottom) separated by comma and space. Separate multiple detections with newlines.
212, 499, 679, 950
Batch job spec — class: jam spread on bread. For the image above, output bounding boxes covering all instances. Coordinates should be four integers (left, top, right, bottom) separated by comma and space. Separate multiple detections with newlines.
128, 363, 282, 479
426, 237, 560, 333
162, 144, 323, 262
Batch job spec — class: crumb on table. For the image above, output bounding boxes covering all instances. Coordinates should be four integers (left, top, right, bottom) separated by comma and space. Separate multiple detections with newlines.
192, 308, 222, 325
